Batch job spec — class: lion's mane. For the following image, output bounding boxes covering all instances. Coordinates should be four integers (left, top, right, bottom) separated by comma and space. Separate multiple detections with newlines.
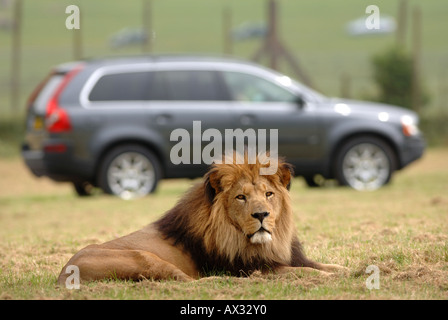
155, 157, 316, 276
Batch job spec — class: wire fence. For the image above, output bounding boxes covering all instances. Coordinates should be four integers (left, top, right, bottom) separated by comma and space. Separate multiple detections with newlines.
0, 0, 447, 120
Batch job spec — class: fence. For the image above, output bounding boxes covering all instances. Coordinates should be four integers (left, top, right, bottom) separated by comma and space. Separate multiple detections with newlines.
0, 0, 446, 120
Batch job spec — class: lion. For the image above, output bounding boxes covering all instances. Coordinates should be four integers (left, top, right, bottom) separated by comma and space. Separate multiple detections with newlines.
57, 153, 346, 286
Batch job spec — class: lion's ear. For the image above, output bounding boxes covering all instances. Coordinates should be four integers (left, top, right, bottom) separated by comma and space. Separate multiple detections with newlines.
278, 162, 294, 191
204, 168, 221, 205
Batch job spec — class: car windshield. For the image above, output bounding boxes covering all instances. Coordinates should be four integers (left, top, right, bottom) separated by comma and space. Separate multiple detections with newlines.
290, 78, 327, 103
264, 66, 327, 103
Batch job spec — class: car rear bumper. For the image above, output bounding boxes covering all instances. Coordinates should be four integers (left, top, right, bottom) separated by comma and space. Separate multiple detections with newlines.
22, 144, 46, 177
21, 142, 94, 183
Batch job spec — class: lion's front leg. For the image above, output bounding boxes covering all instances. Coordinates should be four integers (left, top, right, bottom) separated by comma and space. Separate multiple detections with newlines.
57, 246, 194, 286
275, 266, 333, 277
312, 262, 349, 274
274, 263, 349, 277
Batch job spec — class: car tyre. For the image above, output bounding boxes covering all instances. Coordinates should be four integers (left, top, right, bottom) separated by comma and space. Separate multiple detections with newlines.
98, 145, 161, 199
303, 175, 321, 188
335, 136, 396, 191
73, 181, 94, 197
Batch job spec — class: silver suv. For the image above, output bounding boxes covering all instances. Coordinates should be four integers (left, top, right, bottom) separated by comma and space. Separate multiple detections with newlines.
22, 55, 425, 198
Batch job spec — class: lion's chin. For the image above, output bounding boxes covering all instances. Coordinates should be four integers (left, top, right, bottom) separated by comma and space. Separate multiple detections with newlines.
249, 230, 272, 244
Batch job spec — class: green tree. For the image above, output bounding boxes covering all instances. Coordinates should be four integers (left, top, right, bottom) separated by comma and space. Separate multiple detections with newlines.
372, 46, 428, 110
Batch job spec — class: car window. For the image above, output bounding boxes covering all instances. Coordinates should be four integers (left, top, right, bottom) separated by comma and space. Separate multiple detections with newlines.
222, 71, 297, 103
151, 70, 227, 101
89, 72, 151, 101
88, 69, 229, 102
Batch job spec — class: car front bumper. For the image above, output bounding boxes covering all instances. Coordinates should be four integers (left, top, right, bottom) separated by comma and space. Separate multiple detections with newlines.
399, 135, 426, 169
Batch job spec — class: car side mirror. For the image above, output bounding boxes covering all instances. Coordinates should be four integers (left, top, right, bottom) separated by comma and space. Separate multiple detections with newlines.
295, 95, 306, 109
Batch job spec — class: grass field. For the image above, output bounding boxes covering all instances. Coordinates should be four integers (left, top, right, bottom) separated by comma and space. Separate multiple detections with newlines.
0, 148, 447, 300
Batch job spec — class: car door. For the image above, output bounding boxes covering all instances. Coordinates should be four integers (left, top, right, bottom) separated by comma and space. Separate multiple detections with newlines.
219, 70, 320, 172
146, 68, 234, 178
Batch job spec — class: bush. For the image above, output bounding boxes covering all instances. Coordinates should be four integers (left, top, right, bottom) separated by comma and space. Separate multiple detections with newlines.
419, 112, 448, 146
371, 46, 429, 110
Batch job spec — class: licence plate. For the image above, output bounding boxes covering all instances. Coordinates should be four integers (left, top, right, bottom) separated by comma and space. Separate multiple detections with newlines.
33, 116, 44, 130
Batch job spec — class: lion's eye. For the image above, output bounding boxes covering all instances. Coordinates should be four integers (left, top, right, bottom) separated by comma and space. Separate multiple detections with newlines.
266, 192, 274, 198
235, 194, 246, 201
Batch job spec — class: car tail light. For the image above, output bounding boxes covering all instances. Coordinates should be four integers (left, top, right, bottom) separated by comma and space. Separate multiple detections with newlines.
45, 64, 84, 133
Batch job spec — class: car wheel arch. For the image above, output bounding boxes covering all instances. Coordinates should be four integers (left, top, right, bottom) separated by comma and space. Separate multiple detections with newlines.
328, 132, 400, 179
93, 139, 166, 185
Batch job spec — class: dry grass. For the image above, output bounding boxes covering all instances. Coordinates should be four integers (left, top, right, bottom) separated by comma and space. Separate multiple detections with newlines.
0, 149, 447, 300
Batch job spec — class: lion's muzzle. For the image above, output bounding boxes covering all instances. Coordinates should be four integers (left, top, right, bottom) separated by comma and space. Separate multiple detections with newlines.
251, 211, 270, 223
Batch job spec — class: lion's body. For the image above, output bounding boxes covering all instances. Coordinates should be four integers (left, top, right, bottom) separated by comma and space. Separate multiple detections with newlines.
58, 155, 345, 286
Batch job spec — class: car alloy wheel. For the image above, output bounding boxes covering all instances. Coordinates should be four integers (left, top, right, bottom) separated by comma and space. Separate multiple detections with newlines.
99, 145, 161, 199
336, 137, 395, 191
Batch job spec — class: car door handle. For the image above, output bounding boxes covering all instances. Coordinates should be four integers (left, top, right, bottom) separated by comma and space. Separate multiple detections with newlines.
239, 114, 256, 126
155, 114, 172, 125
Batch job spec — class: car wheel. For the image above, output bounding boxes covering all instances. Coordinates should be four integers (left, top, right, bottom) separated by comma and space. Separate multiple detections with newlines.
335, 136, 396, 191
303, 175, 321, 188
98, 145, 161, 199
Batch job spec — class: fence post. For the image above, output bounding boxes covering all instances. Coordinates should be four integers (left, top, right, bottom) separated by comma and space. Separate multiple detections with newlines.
396, 0, 408, 47
222, 5, 232, 55
340, 73, 351, 99
10, 0, 22, 113
411, 6, 422, 113
142, 0, 152, 53
73, 4, 83, 60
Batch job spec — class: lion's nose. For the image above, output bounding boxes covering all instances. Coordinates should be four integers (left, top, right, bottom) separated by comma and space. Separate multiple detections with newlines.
251, 212, 270, 223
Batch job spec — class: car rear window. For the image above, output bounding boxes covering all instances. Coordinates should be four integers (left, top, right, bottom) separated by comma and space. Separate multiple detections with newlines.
151, 70, 228, 101
89, 72, 151, 101
88, 70, 229, 102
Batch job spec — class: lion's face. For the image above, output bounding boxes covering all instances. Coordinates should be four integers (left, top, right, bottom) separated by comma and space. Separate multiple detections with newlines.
205, 155, 294, 249
226, 175, 282, 244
